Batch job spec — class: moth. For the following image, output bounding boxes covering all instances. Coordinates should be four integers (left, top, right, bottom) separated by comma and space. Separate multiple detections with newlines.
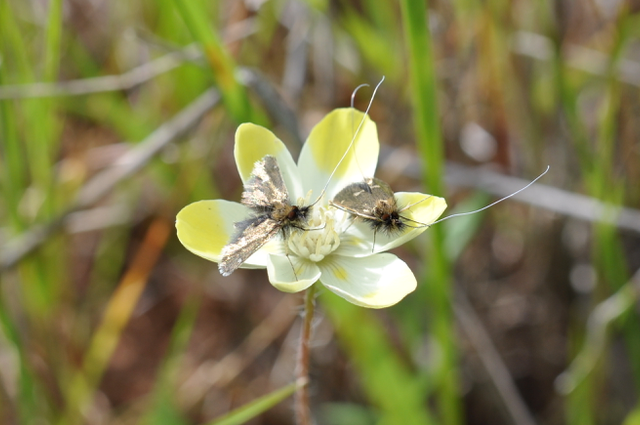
330, 166, 550, 243
219, 77, 392, 275
330, 177, 429, 237
219, 155, 310, 276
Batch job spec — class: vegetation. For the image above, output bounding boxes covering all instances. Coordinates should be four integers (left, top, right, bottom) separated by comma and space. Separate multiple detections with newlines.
1, 1, 639, 424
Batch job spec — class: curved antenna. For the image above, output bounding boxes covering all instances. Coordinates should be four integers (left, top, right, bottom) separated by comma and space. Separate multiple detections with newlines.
351, 83, 370, 108
428, 165, 550, 226
308, 76, 386, 207
351, 83, 370, 139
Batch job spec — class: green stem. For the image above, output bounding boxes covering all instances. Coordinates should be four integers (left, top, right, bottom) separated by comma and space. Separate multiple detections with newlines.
295, 284, 317, 425
400, 1, 461, 424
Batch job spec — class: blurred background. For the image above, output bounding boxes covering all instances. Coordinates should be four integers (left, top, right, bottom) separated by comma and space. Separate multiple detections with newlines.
1, 0, 640, 424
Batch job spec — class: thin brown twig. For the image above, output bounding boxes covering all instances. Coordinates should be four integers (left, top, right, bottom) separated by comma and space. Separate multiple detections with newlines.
443, 161, 640, 234
511, 31, 640, 88
555, 267, 640, 395
0, 46, 202, 99
177, 295, 299, 408
0, 18, 258, 100
455, 286, 538, 425
379, 147, 640, 234
238, 68, 304, 146
295, 284, 317, 425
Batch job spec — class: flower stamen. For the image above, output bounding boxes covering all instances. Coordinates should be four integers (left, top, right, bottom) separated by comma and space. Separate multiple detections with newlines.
288, 208, 340, 262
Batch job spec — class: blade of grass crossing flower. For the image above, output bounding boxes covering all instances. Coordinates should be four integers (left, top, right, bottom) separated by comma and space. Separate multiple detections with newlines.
321, 291, 435, 425
400, 1, 462, 424
207, 381, 300, 425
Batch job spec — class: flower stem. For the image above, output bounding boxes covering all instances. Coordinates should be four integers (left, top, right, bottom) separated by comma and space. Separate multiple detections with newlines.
295, 283, 317, 425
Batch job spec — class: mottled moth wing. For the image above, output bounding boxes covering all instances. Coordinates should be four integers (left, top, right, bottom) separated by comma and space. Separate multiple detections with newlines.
331, 177, 410, 237
218, 215, 281, 276
241, 155, 289, 209
219, 155, 294, 276
331, 177, 396, 219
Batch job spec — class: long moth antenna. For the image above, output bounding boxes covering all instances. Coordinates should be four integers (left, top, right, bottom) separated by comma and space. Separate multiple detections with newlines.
398, 166, 551, 227
351, 82, 370, 137
428, 165, 550, 226
307, 76, 386, 208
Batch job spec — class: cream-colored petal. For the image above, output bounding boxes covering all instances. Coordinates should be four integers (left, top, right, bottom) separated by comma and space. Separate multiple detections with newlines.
234, 123, 303, 200
297, 108, 379, 202
331, 230, 373, 257
176, 200, 272, 268
267, 254, 321, 293
344, 193, 447, 253
318, 253, 417, 308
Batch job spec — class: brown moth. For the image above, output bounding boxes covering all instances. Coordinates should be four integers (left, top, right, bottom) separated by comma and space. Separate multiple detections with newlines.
219, 77, 389, 276
330, 177, 429, 236
330, 166, 551, 242
219, 155, 310, 276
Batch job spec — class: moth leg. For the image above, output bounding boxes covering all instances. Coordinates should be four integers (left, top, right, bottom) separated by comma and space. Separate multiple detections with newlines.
371, 227, 378, 253
343, 216, 355, 233
303, 223, 326, 231
286, 253, 299, 281
281, 228, 300, 281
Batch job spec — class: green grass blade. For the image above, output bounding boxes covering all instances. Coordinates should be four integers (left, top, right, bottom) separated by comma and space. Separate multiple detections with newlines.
207, 381, 300, 425
169, 0, 266, 125
43, 0, 63, 81
321, 291, 435, 425
399, 1, 461, 424
0, 75, 25, 230
399, 1, 443, 194
141, 292, 201, 425
623, 406, 640, 425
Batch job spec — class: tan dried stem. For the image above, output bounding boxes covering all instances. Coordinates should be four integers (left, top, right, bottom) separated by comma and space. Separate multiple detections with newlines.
295, 283, 317, 425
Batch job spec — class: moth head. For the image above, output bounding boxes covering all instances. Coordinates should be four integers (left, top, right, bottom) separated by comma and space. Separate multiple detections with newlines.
287, 204, 311, 221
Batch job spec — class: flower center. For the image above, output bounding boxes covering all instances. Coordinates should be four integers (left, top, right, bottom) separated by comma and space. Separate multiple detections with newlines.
287, 208, 340, 262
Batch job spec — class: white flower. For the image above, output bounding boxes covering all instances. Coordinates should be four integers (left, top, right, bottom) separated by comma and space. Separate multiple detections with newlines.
176, 108, 447, 308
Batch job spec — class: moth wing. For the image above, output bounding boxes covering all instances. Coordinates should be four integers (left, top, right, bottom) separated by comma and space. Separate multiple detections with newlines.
219, 215, 282, 276
366, 178, 395, 203
242, 155, 290, 209
329, 199, 378, 221
332, 181, 376, 211
332, 178, 395, 214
